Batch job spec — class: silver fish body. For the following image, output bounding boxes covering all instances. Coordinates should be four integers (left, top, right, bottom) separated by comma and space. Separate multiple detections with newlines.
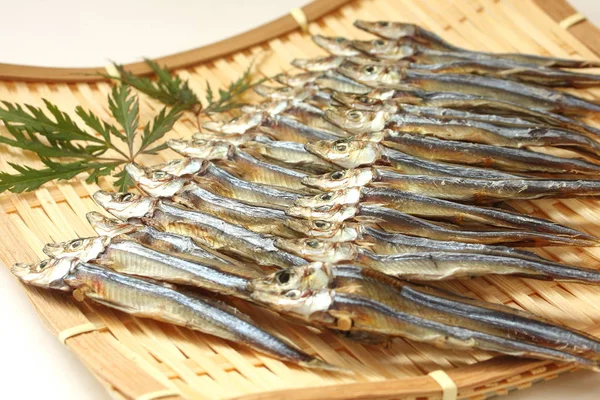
241, 136, 337, 174
382, 132, 600, 175
172, 184, 297, 238
355, 249, 600, 283
249, 263, 600, 367
357, 204, 598, 247
195, 163, 302, 209
356, 226, 548, 262
148, 201, 307, 268
21, 259, 335, 370
370, 168, 600, 203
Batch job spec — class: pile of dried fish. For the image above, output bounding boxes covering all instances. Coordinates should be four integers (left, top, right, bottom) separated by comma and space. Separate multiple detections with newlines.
13, 21, 600, 372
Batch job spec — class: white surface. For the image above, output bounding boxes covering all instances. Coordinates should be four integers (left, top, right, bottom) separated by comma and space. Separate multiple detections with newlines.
1, 0, 600, 399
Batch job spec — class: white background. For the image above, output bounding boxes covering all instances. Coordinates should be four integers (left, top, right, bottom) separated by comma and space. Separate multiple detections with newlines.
1, 0, 599, 399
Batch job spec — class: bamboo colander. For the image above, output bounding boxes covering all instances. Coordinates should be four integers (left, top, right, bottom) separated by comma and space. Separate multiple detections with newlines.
1, 0, 600, 399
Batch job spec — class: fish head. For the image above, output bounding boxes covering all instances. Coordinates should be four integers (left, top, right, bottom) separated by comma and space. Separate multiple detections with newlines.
285, 218, 359, 242
369, 88, 396, 100
338, 62, 402, 86
352, 38, 414, 59
241, 99, 289, 116
254, 84, 314, 101
275, 71, 322, 87
353, 131, 386, 143
305, 138, 381, 168
93, 191, 157, 220
250, 286, 334, 319
274, 238, 357, 263
11, 258, 76, 291
295, 187, 362, 208
332, 92, 397, 113
43, 236, 110, 261
167, 138, 233, 159
250, 262, 335, 296
324, 107, 390, 133
291, 56, 345, 72
312, 35, 359, 56
353, 20, 417, 40
284, 218, 342, 237
202, 111, 265, 134
126, 163, 187, 198
151, 157, 205, 177
301, 168, 375, 190
86, 212, 142, 237
286, 204, 357, 222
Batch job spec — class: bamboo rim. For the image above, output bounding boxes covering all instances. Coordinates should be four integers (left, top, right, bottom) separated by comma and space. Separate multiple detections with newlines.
1, 0, 599, 399
0, 0, 351, 83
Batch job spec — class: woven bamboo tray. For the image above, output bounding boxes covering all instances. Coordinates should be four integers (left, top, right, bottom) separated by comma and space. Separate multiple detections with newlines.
1, 0, 600, 399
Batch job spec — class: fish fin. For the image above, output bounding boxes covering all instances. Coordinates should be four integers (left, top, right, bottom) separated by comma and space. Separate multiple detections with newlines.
327, 310, 354, 331
139, 217, 164, 232
353, 215, 386, 225
89, 259, 115, 268
192, 175, 232, 196
353, 239, 377, 249
184, 293, 257, 325
85, 294, 141, 315
218, 159, 245, 179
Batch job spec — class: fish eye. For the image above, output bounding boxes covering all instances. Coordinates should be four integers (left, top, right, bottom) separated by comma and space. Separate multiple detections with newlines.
152, 171, 166, 179
358, 96, 372, 104
347, 110, 363, 121
285, 290, 301, 299
320, 193, 333, 201
335, 37, 346, 43
364, 65, 377, 74
378, 21, 389, 27
120, 193, 135, 202
38, 260, 49, 269
331, 171, 345, 180
306, 240, 321, 248
334, 142, 349, 152
275, 270, 291, 285
69, 239, 83, 250
314, 220, 331, 229
374, 39, 386, 46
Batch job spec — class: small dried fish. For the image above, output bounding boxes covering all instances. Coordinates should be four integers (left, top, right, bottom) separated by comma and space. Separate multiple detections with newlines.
85, 212, 256, 274
12, 259, 339, 370
338, 64, 600, 116
381, 133, 600, 175
275, 238, 600, 282
294, 186, 593, 239
249, 263, 600, 367
313, 35, 362, 56
195, 163, 302, 209
353, 21, 600, 69
332, 92, 600, 141
259, 114, 341, 144
356, 204, 598, 247
92, 191, 307, 268
305, 137, 523, 179
324, 105, 600, 158
353, 21, 462, 51
382, 90, 600, 134
43, 236, 253, 298
241, 135, 337, 174
354, 226, 548, 261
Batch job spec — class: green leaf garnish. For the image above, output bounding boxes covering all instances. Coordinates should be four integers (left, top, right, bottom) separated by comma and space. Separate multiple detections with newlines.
0, 58, 266, 193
